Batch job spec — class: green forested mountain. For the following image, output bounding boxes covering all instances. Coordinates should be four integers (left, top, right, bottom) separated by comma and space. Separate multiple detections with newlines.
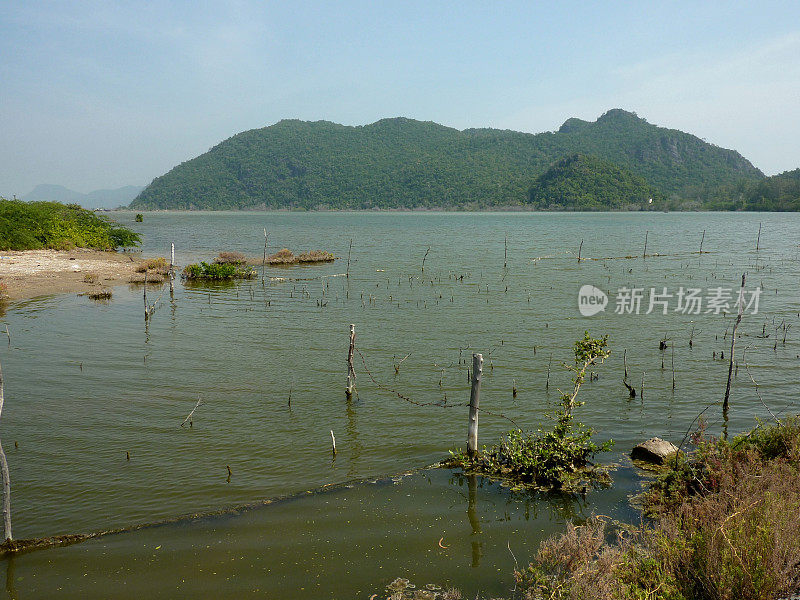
130, 110, 764, 210
527, 154, 662, 210
740, 168, 800, 211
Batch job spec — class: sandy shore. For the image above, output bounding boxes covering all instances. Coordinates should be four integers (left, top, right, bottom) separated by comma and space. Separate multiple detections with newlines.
0, 249, 147, 301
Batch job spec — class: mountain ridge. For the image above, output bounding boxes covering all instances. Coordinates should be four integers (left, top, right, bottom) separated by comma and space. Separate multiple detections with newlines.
130, 110, 765, 211
24, 184, 144, 210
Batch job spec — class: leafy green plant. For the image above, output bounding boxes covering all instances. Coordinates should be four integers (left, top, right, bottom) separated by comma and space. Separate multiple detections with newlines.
182, 261, 254, 281
450, 332, 613, 490
0, 198, 140, 250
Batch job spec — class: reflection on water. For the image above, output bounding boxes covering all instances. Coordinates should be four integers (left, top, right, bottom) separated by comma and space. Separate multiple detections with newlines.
0, 468, 639, 599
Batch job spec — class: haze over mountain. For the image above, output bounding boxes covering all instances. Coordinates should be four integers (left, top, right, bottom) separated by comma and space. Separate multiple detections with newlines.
24, 184, 144, 210
130, 109, 765, 211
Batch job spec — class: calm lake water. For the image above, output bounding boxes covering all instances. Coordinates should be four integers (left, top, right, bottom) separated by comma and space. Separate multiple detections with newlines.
1, 211, 799, 598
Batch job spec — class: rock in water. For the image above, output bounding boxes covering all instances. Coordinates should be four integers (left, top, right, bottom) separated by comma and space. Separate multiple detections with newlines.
631, 438, 679, 465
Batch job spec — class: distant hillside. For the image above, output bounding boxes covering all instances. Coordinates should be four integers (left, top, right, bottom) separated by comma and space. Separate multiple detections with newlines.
527, 154, 663, 210
24, 184, 143, 210
130, 110, 764, 210
741, 168, 800, 211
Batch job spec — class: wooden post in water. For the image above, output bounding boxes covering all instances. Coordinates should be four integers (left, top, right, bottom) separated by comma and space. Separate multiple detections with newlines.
262, 229, 268, 283
643, 230, 649, 259
467, 353, 483, 458
0, 359, 12, 543
346, 324, 356, 398
143, 269, 148, 320
169, 242, 175, 295
723, 273, 746, 412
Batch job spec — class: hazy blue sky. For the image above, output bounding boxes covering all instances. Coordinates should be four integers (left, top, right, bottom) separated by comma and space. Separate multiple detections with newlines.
2, 1, 799, 195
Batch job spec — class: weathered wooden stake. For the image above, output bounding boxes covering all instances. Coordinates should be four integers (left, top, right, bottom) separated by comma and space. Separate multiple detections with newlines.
578, 239, 583, 262
723, 273, 746, 412
0, 359, 12, 542
546, 354, 552, 390
346, 324, 356, 398
756, 223, 761, 251
623, 348, 628, 380
421, 246, 431, 272
169, 242, 175, 294
346, 238, 353, 278
699, 230, 705, 254
330, 430, 337, 455
143, 270, 148, 320
467, 353, 483, 458
671, 342, 676, 390
262, 229, 268, 282
643, 230, 649, 259
504, 234, 508, 269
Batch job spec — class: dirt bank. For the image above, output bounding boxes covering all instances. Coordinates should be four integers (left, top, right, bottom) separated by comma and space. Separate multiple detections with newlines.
0, 249, 145, 301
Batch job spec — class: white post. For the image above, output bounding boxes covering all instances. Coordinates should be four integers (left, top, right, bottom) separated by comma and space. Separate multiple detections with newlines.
467, 353, 483, 458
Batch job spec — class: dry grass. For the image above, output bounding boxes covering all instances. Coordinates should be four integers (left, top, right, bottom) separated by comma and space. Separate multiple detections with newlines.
213, 251, 247, 265
512, 417, 800, 600
265, 248, 336, 265
134, 256, 168, 274
298, 250, 336, 263
267, 248, 297, 264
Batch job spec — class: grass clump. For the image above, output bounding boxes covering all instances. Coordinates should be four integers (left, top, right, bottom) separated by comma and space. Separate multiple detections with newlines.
134, 257, 168, 274
265, 248, 336, 265
213, 251, 247, 265
511, 417, 800, 600
0, 198, 140, 250
297, 250, 336, 263
183, 261, 255, 281
87, 289, 112, 300
267, 248, 296, 264
448, 332, 613, 491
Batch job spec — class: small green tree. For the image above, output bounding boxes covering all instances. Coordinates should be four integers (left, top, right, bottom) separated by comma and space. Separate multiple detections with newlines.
451, 332, 613, 490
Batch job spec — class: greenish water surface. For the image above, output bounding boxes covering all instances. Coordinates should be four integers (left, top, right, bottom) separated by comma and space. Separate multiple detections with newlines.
0, 211, 798, 598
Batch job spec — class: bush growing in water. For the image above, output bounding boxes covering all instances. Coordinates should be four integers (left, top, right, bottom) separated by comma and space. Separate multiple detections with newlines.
0, 198, 140, 250
183, 261, 255, 280
450, 332, 613, 490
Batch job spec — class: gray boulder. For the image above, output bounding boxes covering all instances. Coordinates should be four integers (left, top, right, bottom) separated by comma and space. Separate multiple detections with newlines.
631, 437, 679, 465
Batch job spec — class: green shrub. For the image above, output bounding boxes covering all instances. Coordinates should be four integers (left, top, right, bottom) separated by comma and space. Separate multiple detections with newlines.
449, 332, 613, 490
0, 198, 140, 250
182, 261, 254, 280
513, 417, 800, 600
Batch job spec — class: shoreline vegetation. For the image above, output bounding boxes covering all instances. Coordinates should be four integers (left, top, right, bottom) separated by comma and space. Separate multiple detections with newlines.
0, 198, 140, 251
387, 417, 800, 600
0, 198, 143, 300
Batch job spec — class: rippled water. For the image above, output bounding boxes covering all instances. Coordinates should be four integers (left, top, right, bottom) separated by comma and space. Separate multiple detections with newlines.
1, 211, 798, 598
